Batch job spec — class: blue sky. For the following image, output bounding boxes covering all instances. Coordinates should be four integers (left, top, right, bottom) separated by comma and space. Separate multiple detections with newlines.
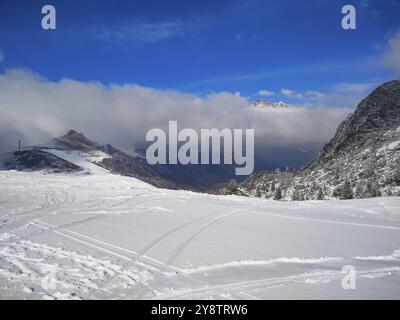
0, 0, 399, 106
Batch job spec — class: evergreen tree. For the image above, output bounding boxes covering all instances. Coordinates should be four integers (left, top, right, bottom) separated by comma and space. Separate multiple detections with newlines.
334, 169, 340, 181
340, 180, 353, 200
355, 180, 364, 198
316, 187, 324, 200
394, 167, 400, 184
273, 186, 282, 200
292, 188, 300, 201
371, 182, 381, 197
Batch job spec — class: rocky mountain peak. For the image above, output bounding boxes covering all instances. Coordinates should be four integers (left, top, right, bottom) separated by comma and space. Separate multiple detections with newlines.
52, 130, 98, 151
250, 99, 289, 108
349, 79, 400, 133
306, 79, 400, 170
66, 129, 78, 136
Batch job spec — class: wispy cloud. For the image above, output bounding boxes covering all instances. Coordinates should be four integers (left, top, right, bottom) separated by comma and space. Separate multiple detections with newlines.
184, 60, 370, 89
0, 49, 4, 63
268, 81, 378, 109
330, 82, 377, 93
95, 20, 184, 44
301, 81, 378, 109
382, 31, 400, 75
359, 0, 400, 19
258, 89, 274, 97
280, 88, 304, 99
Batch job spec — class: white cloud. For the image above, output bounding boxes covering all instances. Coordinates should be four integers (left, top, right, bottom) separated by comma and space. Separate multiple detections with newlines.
305, 90, 325, 99
331, 82, 377, 93
96, 20, 184, 44
258, 90, 274, 97
0, 69, 352, 153
280, 88, 304, 99
302, 82, 377, 109
383, 31, 400, 74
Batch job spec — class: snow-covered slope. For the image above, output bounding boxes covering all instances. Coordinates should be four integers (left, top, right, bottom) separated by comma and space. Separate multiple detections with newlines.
44, 149, 111, 175
1, 170, 399, 299
0, 149, 84, 173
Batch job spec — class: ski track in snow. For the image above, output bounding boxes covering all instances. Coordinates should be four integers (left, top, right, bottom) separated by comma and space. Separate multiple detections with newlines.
1, 170, 400, 299
165, 210, 238, 265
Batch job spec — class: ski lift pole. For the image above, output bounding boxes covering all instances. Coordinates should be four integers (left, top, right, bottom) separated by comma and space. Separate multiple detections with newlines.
18, 139, 21, 171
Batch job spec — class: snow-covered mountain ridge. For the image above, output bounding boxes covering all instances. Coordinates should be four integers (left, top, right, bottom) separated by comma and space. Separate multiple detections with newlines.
1, 130, 246, 191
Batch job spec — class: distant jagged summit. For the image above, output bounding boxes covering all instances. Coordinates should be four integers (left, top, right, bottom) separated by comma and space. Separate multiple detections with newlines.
66, 129, 78, 135
250, 99, 289, 108
52, 130, 98, 151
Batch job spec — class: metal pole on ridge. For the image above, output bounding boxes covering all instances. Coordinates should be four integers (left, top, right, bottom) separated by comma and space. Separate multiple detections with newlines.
18, 139, 21, 171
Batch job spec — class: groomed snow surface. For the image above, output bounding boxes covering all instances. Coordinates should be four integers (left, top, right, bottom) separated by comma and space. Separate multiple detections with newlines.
1, 169, 400, 299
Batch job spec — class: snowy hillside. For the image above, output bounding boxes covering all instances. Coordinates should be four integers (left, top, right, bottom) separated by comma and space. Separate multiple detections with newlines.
1, 169, 400, 299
